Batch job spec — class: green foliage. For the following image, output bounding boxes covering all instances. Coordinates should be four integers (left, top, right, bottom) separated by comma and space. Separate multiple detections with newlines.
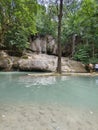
0, 0, 39, 49
61, 0, 98, 60
74, 42, 98, 64
74, 44, 90, 63
89, 57, 98, 64
5, 27, 28, 51
0, 0, 98, 60
36, 4, 57, 37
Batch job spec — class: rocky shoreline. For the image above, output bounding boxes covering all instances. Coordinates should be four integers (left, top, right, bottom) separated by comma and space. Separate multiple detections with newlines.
27, 72, 98, 77
0, 51, 86, 73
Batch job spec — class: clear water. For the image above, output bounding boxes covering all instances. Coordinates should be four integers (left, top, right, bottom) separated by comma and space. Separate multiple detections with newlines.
0, 72, 98, 109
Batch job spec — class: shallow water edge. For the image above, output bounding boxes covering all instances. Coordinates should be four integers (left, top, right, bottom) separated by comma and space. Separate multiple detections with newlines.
0, 103, 98, 130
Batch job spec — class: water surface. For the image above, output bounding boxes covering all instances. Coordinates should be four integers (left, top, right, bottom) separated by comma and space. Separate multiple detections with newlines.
0, 72, 98, 108
0, 72, 98, 130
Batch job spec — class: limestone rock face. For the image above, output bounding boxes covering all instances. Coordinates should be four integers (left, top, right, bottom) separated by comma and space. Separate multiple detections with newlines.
46, 35, 57, 55
0, 51, 8, 57
18, 53, 86, 73
18, 54, 57, 71
61, 58, 86, 72
11, 57, 20, 70
0, 51, 86, 72
30, 35, 57, 55
0, 51, 12, 71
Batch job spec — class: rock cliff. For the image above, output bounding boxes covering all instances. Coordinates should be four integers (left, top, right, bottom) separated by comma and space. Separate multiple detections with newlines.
30, 35, 57, 55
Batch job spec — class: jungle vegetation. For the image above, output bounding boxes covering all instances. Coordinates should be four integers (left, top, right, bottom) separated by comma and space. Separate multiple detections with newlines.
0, 0, 98, 65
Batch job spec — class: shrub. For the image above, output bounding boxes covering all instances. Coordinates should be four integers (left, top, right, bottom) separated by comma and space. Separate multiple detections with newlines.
74, 44, 90, 63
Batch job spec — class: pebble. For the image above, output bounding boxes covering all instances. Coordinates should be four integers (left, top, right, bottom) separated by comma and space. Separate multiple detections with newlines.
2, 115, 6, 118
89, 111, 93, 114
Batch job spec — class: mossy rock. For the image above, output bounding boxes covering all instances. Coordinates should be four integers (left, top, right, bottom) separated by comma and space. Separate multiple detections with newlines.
21, 55, 28, 59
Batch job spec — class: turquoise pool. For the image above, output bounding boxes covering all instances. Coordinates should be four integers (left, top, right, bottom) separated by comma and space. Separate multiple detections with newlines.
0, 72, 98, 108
0, 72, 98, 130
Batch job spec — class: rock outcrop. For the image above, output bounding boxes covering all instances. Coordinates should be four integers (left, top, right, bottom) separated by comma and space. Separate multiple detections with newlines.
30, 35, 57, 55
0, 51, 86, 72
18, 54, 57, 72
18, 53, 86, 72
0, 51, 12, 71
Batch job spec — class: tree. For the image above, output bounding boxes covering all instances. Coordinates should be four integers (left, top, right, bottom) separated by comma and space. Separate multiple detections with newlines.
36, 4, 57, 37
56, 0, 63, 74
60, 0, 98, 63
62, 0, 82, 57
37, 0, 63, 73
74, 0, 98, 62
80, 0, 98, 59
0, 0, 39, 50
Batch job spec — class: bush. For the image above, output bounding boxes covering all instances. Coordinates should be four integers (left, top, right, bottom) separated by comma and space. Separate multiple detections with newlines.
89, 57, 98, 64
5, 27, 29, 52
74, 44, 90, 63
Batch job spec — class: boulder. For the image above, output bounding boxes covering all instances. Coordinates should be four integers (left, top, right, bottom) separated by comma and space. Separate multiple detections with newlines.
62, 58, 86, 72
18, 53, 86, 73
0, 51, 12, 71
18, 54, 57, 71
0, 51, 86, 72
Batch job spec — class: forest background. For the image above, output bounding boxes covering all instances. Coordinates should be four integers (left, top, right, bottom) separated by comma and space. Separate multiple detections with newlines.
0, 0, 98, 65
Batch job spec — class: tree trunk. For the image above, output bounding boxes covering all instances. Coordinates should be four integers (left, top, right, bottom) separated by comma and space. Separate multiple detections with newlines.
57, 0, 63, 74
72, 34, 76, 58
92, 42, 95, 58
0, 24, 8, 47
0, 31, 5, 47
86, 39, 88, 45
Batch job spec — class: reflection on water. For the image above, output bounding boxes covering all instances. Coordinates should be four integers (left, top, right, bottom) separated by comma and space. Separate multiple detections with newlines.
18, 76, 57, 86
18, 75, 69, 87
0, 72, 98, 109
95, 79, 98, 85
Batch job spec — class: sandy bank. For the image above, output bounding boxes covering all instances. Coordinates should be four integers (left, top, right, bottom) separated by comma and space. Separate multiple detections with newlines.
0, 103, 98, 130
